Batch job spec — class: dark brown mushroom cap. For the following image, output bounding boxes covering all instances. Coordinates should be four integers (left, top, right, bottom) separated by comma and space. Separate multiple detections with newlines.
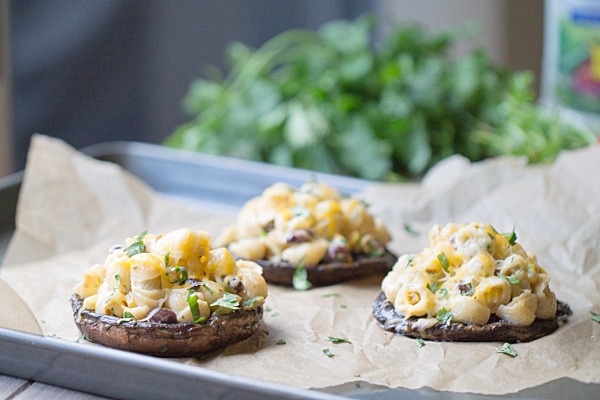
71, 294, 263, 357
255, 249, 397, 287
372, 291, 572, 343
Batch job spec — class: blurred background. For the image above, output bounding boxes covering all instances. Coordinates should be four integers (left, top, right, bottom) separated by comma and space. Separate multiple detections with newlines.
1, 0, 595, 180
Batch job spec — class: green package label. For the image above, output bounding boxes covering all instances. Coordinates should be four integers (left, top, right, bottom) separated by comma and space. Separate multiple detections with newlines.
557, 5, 600, 112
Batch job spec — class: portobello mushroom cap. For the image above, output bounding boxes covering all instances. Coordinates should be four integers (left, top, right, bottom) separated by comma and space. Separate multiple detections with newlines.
373, 291, 572, 343
71, 294, 263, 357
256, 249, 397, 287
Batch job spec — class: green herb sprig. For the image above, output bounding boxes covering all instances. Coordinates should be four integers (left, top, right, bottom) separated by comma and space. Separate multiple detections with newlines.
166, 16, 594, 181
124, 231, 147, 257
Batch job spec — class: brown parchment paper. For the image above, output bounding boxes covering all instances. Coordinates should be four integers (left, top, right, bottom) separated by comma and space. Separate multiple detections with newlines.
0, 134, 599, 395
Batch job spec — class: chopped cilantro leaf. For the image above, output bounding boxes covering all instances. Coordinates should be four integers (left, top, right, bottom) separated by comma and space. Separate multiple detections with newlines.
166, 266, 188, 285
403, 223, 420, 236
322, 348, 335, 358
243, 296, 264, 309
123, 231, 147, 257
436, 308, 453, 326
427, 282, 440, 293
293, 264, 312, 291
276, 340, 286, 345
123, 311, 135, 319
416, 338, 425, 348
437, 252, 450, 273
498, 273, 521, 285
497, 342, 517, 357
503, 227, 517, 246
211, 292, 241, 314
592, 312, 600, 324
327, 336, 351, 344
439, 288, 448, 299
187, 290, 205, 323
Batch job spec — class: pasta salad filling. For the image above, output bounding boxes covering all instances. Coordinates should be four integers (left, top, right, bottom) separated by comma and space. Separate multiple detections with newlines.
382, 223, 558, 326
73, 229, 268, 323
218, 181, 390, 267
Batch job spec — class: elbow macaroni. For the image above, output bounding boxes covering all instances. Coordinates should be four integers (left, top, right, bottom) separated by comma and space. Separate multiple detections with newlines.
74, 228, 268, 322
381, 222, 558, 326
217, 181, 390, 267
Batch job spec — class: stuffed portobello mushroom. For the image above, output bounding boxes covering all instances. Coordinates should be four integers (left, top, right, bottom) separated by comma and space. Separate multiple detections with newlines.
374, 222, 571, 342
72, 229, 268, 357
217, 181, 396, 288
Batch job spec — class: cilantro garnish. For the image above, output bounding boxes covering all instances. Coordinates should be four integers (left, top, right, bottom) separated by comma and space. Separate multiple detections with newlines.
403, 223, 420, 236
427, 282, 440, 293
497, 342, 517, 357
436, 308, 453, 326
243, 296, 264, 309
117, 311, 136, 325
327, 336, 351, 344
437, 252, 450, 273
322, 348, 335, 358
293, 264, 312, 291
123, 311, 135, 319
439, 288, 448, 299
498, 273, 521, 285
592, 312, 600, 324
276, 340, 286, 345
211, 292, 241, 314
502, 227, 517, 246
187, 290, 206, 323
416, 338, 425, 348
166, 265, 188, 285
123, 231, 147, 257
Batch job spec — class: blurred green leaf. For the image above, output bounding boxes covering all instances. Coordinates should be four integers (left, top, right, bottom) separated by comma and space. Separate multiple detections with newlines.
165, 15, 596, 181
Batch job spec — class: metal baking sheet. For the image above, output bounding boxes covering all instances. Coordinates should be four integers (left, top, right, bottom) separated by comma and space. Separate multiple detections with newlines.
0, 142, 597, 399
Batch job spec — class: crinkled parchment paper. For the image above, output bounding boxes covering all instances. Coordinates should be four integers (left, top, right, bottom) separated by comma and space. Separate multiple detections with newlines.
1, 135, 599, 395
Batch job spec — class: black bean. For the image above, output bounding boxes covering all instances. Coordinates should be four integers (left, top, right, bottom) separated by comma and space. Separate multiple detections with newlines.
224, 275, 244, 293
263, 221, 275, 233
149, 308, 178, 324
285, 229, 313, 243
325, 242, 352, 263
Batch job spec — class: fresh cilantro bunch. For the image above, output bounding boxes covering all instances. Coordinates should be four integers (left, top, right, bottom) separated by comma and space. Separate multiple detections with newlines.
165, 16, 595, 180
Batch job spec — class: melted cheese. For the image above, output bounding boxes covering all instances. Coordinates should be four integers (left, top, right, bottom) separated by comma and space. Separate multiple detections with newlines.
218, 181, 390, 267
381, 222, 558, 326
74, 228, 268, 321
